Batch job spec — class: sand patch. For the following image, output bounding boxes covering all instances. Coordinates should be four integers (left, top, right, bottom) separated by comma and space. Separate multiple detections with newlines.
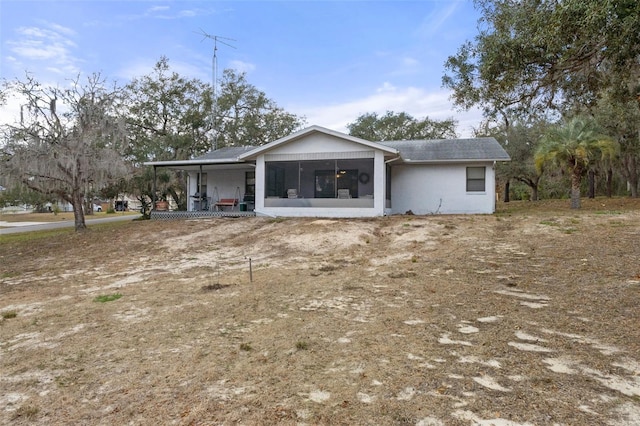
515, 331, 547, 342
473, 375, 511, 392
508, 342, 554, 352
439, 333, 473, 346
452, 409, 534, 425
308, 390, 331, 403
543, 357, 580, 374
396, 387, 416, 401
477, 315, 502, 323
494, 289, 550, 301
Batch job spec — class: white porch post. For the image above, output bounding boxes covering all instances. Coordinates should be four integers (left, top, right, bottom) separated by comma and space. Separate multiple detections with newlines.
373, 150, 385, 215
254, 157, 265, 212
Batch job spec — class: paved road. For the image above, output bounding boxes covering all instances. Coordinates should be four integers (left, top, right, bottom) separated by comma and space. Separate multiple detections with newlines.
0, 214, 142, 235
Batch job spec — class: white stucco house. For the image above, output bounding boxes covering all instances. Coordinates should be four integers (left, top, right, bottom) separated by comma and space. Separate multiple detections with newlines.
145, 125, 510, 218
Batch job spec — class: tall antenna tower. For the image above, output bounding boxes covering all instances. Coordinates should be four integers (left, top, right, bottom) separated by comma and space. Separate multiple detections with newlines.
197, 30, 236, 150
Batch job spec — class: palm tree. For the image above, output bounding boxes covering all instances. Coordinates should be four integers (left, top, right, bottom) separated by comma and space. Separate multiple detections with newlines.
535, 117, 618, 209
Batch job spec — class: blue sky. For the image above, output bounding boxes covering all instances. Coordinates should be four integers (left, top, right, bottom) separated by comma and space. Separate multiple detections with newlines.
0, 0, 483, 137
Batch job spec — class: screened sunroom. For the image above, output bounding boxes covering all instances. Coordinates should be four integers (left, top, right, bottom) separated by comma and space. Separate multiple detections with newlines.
263, 158, 375, 208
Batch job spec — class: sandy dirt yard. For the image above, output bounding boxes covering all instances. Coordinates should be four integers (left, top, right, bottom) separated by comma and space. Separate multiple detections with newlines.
1, 199, 639, 425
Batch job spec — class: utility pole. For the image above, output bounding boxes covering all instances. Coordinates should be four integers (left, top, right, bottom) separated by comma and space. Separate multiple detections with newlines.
196, 30, 236, 150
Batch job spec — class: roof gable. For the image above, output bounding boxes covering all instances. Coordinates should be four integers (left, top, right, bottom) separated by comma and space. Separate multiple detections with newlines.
238, 125, 398, 160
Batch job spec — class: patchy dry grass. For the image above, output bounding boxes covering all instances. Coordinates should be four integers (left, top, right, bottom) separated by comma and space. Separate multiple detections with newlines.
0, 211, 80, 223
0, 211, 139, 224
1, 198, 639, 425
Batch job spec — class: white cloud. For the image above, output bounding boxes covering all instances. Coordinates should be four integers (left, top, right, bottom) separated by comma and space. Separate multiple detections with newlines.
228, 60, 256, 74
178, 9, 198, 18
292, 83, 483, 138
6, 23, 81, 77
416, 1, 462, 37
147, 5, 170, 13
47, 22, 77, 37
9, 40, 65, 61
140, 5, 215, 20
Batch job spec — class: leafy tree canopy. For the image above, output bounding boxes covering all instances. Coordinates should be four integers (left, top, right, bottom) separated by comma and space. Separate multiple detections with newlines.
215, 69, 305, 147
347, 111, 457, 141
535, 116, 619, 208
477, 117, 552, 200
124, 56, 213, 165
443, 0, 640, 120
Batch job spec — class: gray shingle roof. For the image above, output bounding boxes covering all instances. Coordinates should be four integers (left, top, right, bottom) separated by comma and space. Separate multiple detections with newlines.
378, 137, 510, 162
193, 146, 258, 162
149, 136, 509, 167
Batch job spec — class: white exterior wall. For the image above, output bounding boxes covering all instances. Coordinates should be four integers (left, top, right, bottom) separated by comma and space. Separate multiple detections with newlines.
390, 162, 496, 214
187, 169, 248, 211
266, 133, 369, 154
253, 135, 387, 218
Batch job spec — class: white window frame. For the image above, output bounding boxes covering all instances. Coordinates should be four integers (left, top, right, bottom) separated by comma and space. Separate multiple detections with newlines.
466, 167, 486, 192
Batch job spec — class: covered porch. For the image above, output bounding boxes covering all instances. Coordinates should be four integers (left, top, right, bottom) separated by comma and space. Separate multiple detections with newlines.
145, 146, 258, 216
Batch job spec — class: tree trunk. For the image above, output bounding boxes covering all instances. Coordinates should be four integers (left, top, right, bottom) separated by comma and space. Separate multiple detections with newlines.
85, 198, 94, 216
630, 160, 639, 198
504, 180, 510, 203
570, 171, 582, 209
72, 191, 87, 232
524, 179, 539, 201
531, 185, 539, 202
606, 168, 613, 198
588, 170, 595, 199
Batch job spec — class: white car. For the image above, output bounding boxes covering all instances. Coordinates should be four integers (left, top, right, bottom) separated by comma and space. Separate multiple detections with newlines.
93, 204, 102, 212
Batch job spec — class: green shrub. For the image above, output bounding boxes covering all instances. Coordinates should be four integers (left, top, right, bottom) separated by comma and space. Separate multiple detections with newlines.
2, 311, 17, 319
93, 293, 122, 303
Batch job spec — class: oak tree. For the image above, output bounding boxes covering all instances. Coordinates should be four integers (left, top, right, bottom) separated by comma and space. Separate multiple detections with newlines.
215, 69, 305, 147
1, 73, 129, 231
347, 111, 457, 141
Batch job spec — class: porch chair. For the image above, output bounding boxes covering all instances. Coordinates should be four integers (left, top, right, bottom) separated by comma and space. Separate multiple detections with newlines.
337, 189, 351, 199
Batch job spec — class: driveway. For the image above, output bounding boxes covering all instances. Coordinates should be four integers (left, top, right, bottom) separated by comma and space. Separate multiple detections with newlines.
0, 214, 142, 235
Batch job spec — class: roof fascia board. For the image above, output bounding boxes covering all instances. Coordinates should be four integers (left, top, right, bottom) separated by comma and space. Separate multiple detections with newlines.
143, 159, 245, 167
398, 158, 510, 164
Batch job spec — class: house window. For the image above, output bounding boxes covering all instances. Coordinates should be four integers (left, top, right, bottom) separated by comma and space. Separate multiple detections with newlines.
466, 167, 486, 192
